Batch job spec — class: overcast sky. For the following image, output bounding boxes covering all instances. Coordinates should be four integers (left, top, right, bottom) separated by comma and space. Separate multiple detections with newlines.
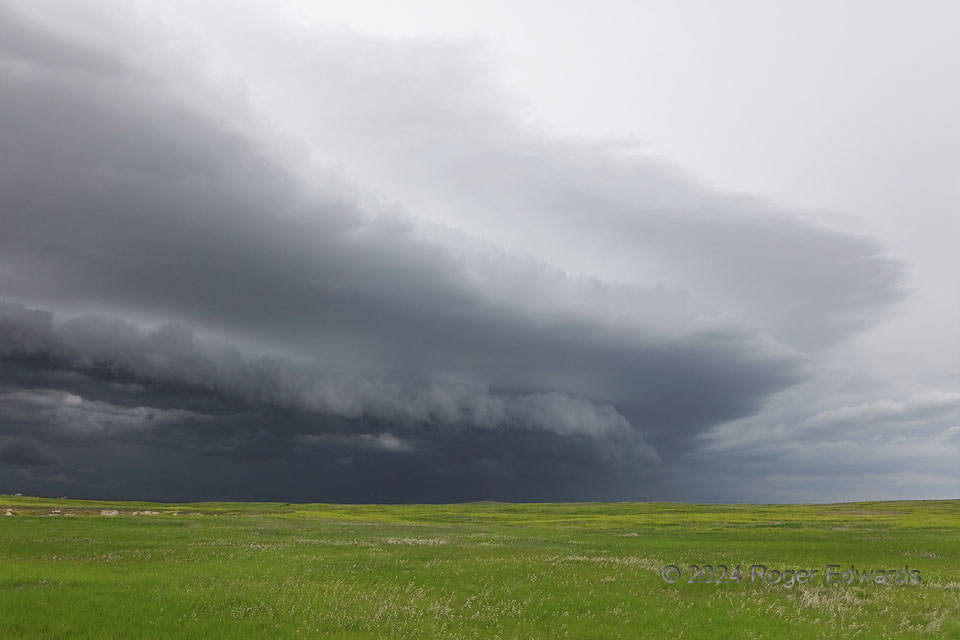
1, 0, 957, 502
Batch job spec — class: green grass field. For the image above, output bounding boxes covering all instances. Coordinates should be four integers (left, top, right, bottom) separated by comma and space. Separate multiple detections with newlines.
1, 497, 958, 639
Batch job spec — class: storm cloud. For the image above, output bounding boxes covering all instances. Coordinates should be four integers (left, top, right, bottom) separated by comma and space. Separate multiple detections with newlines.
0, 1, 941, 502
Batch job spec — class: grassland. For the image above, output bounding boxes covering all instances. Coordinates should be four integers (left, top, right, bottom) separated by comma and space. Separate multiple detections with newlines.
1, 496, 958, 639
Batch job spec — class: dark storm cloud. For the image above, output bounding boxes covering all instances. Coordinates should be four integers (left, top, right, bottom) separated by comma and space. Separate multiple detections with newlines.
0, 303, 662, 501
0, 3, 906, 500
0, 439, 53, 467
0, 302, 655, 444
0, 299, 669, 499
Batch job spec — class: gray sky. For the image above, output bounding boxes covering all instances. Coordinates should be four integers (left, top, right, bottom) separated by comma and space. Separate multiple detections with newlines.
1, 0, 957, 502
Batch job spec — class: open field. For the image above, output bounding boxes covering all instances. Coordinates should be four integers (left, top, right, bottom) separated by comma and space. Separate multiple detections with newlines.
1, 497, 958, 639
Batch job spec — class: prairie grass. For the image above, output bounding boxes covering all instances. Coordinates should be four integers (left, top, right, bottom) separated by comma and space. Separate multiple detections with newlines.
1, 497, 958, 638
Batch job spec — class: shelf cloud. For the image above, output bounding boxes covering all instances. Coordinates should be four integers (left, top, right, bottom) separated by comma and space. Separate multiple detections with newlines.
1, 1, 943, 502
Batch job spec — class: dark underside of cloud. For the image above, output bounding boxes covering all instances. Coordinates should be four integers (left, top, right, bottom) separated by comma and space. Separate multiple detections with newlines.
0, 2, 904, 501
